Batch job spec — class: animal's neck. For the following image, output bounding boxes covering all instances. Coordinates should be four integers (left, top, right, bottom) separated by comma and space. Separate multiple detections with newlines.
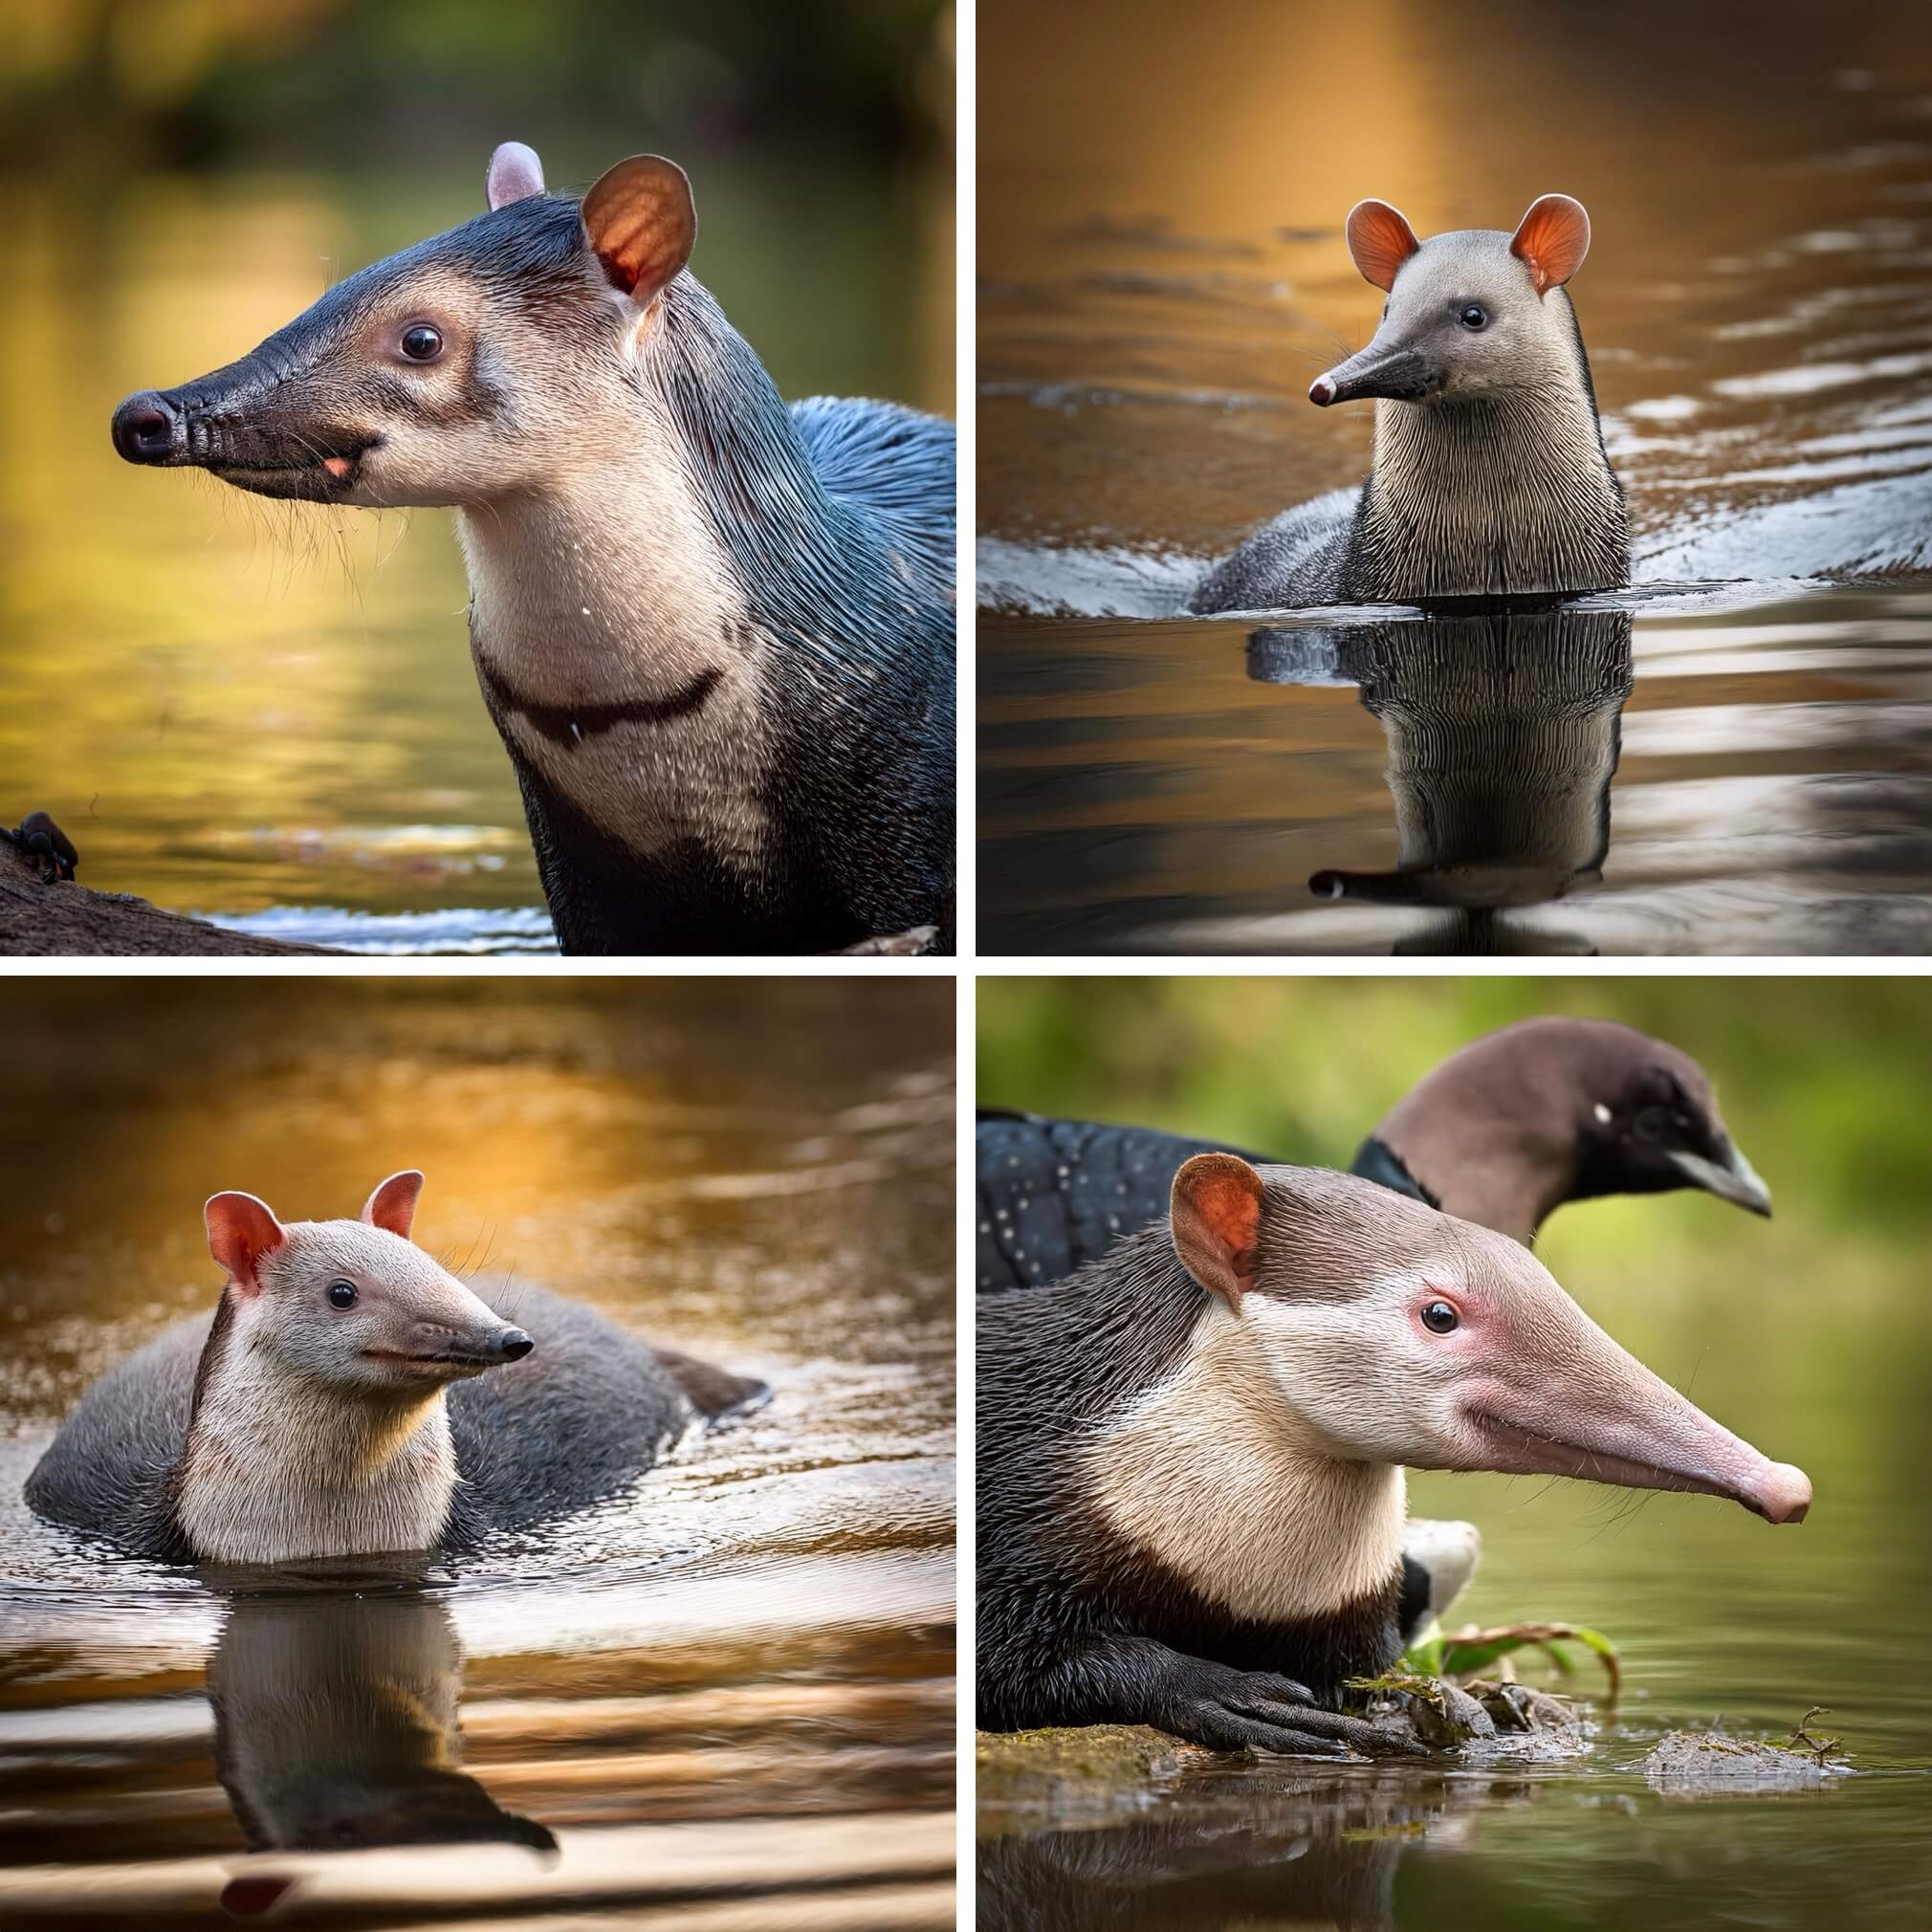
1384, 1111, 1574, 1246
1360, 378, 1627, 599
179, 1341, 456, 1564
1084, 1303, 1407, 1623
456, 434, 750, 711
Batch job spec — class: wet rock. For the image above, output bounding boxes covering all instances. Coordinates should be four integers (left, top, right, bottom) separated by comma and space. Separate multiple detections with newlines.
977, 1725, 1210, 1793
1641, 1729, 1842, 1794
1467, 1680, 1583, 1738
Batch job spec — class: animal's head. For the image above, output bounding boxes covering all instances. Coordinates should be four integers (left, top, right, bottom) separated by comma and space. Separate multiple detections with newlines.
110, 142, 694, 508
1308, 194, 1595, 409
1168, 1155, 1811, 1523
1378, 1016, 1772, 1223
202, 1172, 532, 1398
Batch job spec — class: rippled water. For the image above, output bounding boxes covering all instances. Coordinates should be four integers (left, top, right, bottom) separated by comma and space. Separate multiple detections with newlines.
977, 0, 1932, 955
0, 981, 955, 1927
1, 155, 952, 953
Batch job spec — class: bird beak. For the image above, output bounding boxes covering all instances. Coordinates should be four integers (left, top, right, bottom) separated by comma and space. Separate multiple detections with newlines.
1669, 1138, 1773, 1218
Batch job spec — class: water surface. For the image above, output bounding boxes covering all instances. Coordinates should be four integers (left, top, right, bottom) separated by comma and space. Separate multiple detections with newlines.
977, 0, 1932, 954
0, 980, 955, 1926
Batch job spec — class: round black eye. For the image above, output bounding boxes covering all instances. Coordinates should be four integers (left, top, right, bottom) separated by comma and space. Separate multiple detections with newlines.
400, 324, 444, 362
327, 1279, 358, 1309
1635, 1106, 1671, 1142
1459, 304, 1487, 330
1420, 1301, 1460, 1334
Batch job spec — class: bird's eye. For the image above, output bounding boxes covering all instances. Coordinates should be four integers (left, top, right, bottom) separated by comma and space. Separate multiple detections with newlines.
1459, 304, 1488, 330
1420, 1300, 1460, 1335
327, 1279, 358, 1309
1635, 1106, 1671, 1142
400, 324, 444, 362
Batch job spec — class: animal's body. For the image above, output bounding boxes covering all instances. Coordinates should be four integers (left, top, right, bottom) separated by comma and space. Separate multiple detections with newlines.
25, 1174, 763, 1566
977, 1155, 1811, 1752
111, 143, 954, 955
1191, 194, 1629, 612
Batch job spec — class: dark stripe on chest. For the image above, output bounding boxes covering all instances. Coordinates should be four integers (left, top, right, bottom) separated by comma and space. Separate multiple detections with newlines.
477, 658, 723, 747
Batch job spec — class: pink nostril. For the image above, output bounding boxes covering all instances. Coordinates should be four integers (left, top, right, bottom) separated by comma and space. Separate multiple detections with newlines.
1308, 377, 1335, 406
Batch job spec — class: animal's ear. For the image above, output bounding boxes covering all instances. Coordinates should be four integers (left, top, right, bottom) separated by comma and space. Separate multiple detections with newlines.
1510, 193, 1591, 295
487, 141, 547, 210
581, 154, 696, 303
1346, 199, 1421, 292
1171, 1153, 1263, 1311
362, 1170, 425, 1241
205, 1192, 286, 1295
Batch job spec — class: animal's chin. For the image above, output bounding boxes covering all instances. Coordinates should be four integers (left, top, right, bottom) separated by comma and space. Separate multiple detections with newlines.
1459, 1407, 1741, 1507
362, 1350, 491, 1382
206, 439, 378, 502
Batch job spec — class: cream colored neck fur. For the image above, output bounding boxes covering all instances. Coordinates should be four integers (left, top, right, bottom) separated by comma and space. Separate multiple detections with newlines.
179, 1342, 457, 1565
455, 423, 771, 867
455, 410, 748, 707
1084, 1303, 1406, 1622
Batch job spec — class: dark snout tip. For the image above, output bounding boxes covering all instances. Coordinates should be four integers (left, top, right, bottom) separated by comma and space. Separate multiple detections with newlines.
498, 1328, 535, 1361
112, 389, 180, 465
1308, 376, 1337, 406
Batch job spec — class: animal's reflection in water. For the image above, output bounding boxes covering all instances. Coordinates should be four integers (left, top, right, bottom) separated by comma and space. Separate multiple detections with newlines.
1248, 604, 1635, 953
207, 1573, 554, 1869
979, 1763, 1534, 1932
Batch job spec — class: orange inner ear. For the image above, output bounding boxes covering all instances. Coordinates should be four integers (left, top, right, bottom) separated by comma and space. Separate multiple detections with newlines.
1187, 1162, 1261, 1286
1510, 195, 1590, 295
582, 156, 695, 301
1346, 200, 1420, 293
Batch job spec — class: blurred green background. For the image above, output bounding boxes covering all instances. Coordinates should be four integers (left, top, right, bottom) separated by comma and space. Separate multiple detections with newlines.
0, 0, 953, 944
978, 976, 1932, 1761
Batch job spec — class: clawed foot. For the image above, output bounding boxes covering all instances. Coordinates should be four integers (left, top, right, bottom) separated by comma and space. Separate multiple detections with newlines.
1159, 1663, 1429, 1761
1, 811, 78, 883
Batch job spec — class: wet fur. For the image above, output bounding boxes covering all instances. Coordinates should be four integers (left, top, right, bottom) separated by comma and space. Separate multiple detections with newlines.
25, 1279, 763, 1561
1193, 262, 1628, 610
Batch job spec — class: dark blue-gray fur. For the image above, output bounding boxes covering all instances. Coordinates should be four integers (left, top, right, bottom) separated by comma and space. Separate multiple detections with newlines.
650, 277, 955, 952
24, 1280, 764, 1562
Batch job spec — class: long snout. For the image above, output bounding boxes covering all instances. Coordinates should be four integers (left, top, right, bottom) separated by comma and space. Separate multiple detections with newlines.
1309, 339, 1436, 407
441, 1325, 535, 1368
111, 347, 369, 500
1439, 1288, 1811, 1525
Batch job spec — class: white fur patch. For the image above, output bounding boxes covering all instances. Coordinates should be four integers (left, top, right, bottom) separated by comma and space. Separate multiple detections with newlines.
1084, 1303, 1407, 1622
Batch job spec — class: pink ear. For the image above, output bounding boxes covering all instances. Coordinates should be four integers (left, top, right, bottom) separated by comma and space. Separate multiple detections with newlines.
581, 154, 696, 302
487, 141, 546, 211
205, 1192, 286, 1294
1510, 193, 1591, 296
1346, 199, 1421, 293
362, 1170, 425, 1240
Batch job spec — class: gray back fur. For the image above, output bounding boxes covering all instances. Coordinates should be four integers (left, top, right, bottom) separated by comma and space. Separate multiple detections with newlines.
25, 1280, 757, 1559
